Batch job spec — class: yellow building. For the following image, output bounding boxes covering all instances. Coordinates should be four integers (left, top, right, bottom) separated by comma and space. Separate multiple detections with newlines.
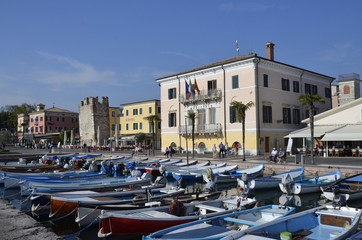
119, 100, 161, 149
109, 106, 121, 137
156, 42, 334, 155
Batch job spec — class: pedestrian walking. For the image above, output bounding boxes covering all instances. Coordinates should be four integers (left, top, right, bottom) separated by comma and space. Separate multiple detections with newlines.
225, 142, 229, 158
218, 142, 224, 158
234, 143, 238, 157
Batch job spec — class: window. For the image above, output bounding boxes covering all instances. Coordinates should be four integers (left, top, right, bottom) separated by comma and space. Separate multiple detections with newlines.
149, 122, 153, 133
305, 83, 311, 94
293, 81, 299, 93
149, 107, 152, 114
39, 126, 43, 133
126, 124, 129, 130
325, 88, 331, 98
139, 122, 142, 130
293, 109, 300, 124
312, 85, 318, 95
111, 111, 115, 117
35, 127, 38, 132
207, 80, 217, 95
126, 110, 129, 116
262, 105, 272, 123
232, 75, 239, 89
56, 117, 60, 122
168, 112, 176, 127
168, 88, 176, 99
133, 109, 138, 115
230, 106, 238, 123
62, 117, 65, 122
133, 123, 138, 130
119, 124, 121, 131
112, 124, 115, 131
209, 108, 216, 124
281, 78, 290, 91
157, 107, 161, 114
158, 122, 161, 129
263, 74, 269, 87
139, 108, 142, 115
283, 107, 291, 124
40, 117, 43, 121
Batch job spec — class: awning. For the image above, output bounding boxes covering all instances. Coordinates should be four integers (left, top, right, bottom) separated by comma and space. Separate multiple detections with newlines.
284, 125, 342, 138
121, 135, 135, 141
322, 124, 362, 141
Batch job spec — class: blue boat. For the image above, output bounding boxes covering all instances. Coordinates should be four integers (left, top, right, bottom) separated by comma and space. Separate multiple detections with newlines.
222, 204, 362, 240
214, 164, 264, 184
347, 230, 362, 240
143, 205, 295, 240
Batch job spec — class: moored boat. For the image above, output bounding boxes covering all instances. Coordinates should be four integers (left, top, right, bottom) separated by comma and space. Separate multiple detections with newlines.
98, 196, 257, 237
221, 204, 362, 240
321, 173, 362, 202
143, 204, 295, 240
213, 164, 264, 184
279, 170, 342, 195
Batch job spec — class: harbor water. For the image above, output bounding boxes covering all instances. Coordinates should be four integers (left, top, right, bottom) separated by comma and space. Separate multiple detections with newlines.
2, 177, 362, 240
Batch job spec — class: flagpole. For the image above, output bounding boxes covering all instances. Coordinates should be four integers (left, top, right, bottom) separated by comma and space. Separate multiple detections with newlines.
185, 117, 189, 166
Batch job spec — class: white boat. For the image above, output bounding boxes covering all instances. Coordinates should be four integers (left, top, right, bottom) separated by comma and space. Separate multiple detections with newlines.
279, 170, 342, 195
143, 205, 295, 240
172, 163, 236, 181
98, 196, 257, 237
164, 161, 210, 177
321, 173, 362, 202
213, 164, 264, 184
221, 205, 362, 240
238, 166, 304, 190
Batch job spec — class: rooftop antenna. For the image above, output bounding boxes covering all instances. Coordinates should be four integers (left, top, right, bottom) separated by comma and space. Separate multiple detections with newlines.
235, 40, 239, 56
53, 102, 55, 108
248, 48, 254, 54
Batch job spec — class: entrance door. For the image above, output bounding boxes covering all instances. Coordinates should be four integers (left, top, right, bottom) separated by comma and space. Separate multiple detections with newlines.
198, 109, 206, 132
265, 136, 270, 153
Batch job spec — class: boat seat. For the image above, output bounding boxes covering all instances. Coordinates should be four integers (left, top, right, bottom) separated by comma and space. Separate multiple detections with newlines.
223, 217, 258, 226
259, 208, 287, 214
195, 204, 225, 212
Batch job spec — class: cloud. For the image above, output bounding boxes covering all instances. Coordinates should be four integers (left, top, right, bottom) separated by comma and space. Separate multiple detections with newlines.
32, 51, 120, 91
0, 73, 17, 88
159, 51, 199, 61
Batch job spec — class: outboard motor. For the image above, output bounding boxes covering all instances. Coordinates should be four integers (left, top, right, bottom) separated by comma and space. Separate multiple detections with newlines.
131, 169, 142, 178
88, 160, 97, 172
154, 176, 167, 186
140, 172, 152, 180
238, 173, 254, 198
159, 165, 166, 175
175, 176, 186, 189
332, 185, 346, 208
19, 158, 26, 165
101, 160, 110, 175
203, 167, 214, 182
205, 181, 215, 193
281, 173, 293, 195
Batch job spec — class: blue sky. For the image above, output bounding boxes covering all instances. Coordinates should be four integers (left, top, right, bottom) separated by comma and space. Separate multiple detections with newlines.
1, 1, 362, 112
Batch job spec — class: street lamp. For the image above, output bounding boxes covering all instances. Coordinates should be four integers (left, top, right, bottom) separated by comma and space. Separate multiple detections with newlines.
185, 117, 189, 166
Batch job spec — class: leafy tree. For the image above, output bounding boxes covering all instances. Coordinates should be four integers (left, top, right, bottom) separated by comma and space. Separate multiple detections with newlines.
230, 100, 254, 161
144, 114, 161, 155
0, 103, 36, 132
185, 111, 197, 159
0, 130, 11, 145
297, 94, 325, 165
135, 132, 147, 146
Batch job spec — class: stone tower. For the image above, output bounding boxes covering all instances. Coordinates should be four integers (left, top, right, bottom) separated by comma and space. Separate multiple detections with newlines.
78, 96, 110, 146
337, 73, 361, 106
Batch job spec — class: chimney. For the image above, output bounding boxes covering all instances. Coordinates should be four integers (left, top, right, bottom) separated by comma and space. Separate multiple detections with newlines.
266, 42, 275, 61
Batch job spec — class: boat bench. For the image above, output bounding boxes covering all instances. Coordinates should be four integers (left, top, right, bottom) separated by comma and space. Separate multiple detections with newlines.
195, 204, 225, 212
223, 217, 258, 226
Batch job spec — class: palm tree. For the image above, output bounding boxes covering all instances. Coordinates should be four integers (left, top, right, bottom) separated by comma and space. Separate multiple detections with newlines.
185, 111, 197, 159
144, 114, 161, 156
230, 100, 254, 161
297, 94, 325, 165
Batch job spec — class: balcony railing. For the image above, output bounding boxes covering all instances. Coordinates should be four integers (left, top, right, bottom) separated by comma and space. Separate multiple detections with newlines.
179, 123, 222, 135
180, 89, 222, 104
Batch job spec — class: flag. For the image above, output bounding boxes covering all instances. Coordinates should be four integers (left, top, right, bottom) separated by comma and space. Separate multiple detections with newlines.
194, 78, 200, 94
185, 80, 189, 95
190, 79, 195, 96
189, 79, 193, 97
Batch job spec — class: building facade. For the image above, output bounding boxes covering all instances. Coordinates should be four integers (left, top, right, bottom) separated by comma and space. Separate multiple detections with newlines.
17, 104, 79, 144
119, 99, 161, 148
156, 42, 334, 155
79, 96, 110, 146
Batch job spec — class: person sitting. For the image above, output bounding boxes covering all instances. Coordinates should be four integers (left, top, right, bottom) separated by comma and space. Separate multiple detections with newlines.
277, 148, 286, 163
269, 148, 278, 163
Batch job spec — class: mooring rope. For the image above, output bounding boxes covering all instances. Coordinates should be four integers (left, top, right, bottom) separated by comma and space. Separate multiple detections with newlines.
60, 216, 100, 239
